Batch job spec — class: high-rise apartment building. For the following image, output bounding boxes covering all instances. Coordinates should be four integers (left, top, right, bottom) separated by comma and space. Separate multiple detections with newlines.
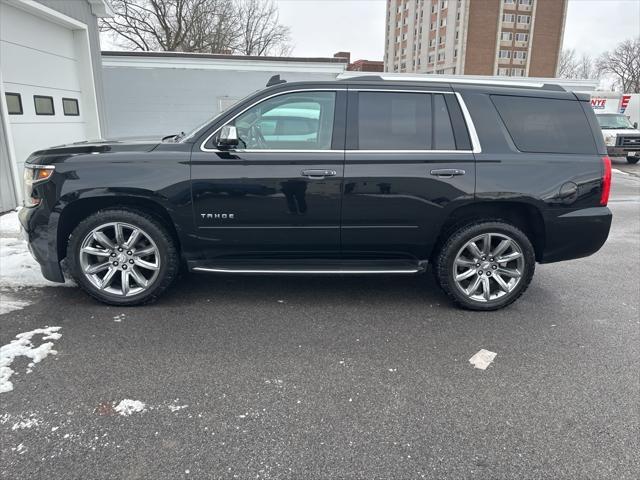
384, 0, 568, 77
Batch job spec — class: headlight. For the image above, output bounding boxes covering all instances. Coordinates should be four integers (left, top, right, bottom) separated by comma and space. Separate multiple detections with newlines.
23, 164, 55, 207
604, 134, 616, 146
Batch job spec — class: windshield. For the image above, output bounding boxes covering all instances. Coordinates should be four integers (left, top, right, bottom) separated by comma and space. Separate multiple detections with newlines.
179, 90, 260, 142
596, 114, 635, 130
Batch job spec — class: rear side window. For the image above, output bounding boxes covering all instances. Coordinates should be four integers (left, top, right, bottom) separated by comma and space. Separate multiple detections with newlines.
492, 95, 597, 154
358, 92, 432, 150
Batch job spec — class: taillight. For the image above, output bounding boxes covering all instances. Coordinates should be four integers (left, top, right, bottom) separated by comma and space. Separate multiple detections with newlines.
600, 156, 611, 206
23, 164, 55, 207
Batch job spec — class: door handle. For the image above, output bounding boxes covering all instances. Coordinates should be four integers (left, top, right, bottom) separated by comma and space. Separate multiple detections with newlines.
301, 169, 337, 179
430, 168, 466, 178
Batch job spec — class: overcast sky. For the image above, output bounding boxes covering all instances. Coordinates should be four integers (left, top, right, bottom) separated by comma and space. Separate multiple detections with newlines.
275, 0, 640, 60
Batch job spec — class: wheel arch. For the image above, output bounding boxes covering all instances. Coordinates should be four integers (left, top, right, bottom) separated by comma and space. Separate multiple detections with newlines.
433, 201, 546, 261
57, 195, 181, 261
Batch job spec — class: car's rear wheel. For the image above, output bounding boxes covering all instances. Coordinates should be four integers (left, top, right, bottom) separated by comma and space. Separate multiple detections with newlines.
627, 155, 639, 165
435, 221, 535, 311
67, 208, 178, 306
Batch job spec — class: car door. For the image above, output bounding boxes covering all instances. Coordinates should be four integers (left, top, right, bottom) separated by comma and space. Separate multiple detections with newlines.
190, 89, 346, 261
342, 87, 477, 261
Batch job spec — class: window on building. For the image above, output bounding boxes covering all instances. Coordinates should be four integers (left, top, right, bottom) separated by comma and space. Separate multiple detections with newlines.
431, 4, 437, 13
441, 0, 448, 9
5, 93, 23, 115
438, 52, 445, 61
501, 32, 513, 41
502, 13, 515, 22
430, 22, 436, 30
514, 51, 527, 60
429, 38, 436, 47
440, 18, 447, 27
455, 30, 459, 40
498, 50, 512, 59
454, 49, 458, 58
511, 68, 525, 77
517, 14, 531, 23
228, 91, 335, 150
34, 95, 54, 115
519, 0, 533, 5
498, 68, 510, 76
515, 33, 529, 42
428, 54, 435, 63
439, 36, 445, 45
62, 98, 79, 116
456, 11, 461, 21
491, 96, 597, 154
504, 0, 516, 4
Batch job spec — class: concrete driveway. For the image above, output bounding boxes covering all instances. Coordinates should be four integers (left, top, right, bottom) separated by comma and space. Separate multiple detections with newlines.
1, 162, 639, 479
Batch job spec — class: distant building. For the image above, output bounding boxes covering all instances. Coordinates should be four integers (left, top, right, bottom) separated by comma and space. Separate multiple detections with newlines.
101, 51, 348, 138
333, 52, 384, 72
384, 0, 568, 77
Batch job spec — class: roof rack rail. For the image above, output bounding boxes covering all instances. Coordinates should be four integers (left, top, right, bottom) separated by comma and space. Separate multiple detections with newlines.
266, 74, 286, 87
336, 73, 567, 91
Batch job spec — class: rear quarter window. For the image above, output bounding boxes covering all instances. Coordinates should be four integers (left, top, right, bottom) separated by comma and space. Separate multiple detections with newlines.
491, 95, 597, 154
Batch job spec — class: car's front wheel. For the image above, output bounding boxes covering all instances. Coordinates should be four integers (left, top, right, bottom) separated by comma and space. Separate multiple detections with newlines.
67, 208, 179, 306
435, 221, 535, 311
627, 155, 639, 165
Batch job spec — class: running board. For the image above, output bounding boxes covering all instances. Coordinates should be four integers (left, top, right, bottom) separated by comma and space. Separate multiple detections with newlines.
189, 260, 426, 275
193, 267, 422, 274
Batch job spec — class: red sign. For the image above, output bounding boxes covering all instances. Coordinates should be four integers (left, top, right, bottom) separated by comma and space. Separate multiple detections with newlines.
591, 98, 607, 109
620, 95, 631, 113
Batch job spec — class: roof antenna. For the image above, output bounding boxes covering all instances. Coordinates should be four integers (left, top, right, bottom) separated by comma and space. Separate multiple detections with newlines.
266, 74, 287, 87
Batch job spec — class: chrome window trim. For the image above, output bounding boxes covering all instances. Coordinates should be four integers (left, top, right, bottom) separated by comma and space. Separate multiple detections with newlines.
200, 88, 346, 153
24, 164, 56, 170
455, 92, 482, 153
199, 87, 482, 154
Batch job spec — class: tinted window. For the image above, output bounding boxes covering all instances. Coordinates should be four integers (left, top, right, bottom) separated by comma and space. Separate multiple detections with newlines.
62, 98, 79, 116
358, 92, 431, 150
232, 91, 335, 150
5, 93, 23, 115
492, 95, 597, 154
433, 94, 456, 149
34, 95, 54, 115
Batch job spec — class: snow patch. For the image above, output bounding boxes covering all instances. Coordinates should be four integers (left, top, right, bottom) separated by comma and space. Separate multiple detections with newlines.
12, 417, 40, 430
612, 168, 629, 175
168, 404, 188, 412
0, 293, 31, 315
114, 399, 147, 416
0, 326, 62, 393
469, 349, 497, 370
113, 314, 126, 322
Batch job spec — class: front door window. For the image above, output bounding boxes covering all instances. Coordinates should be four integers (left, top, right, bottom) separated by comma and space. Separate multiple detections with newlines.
230, 91, 336, 150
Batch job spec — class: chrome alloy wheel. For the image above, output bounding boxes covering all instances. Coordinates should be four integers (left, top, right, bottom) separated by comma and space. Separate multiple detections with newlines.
79, 222, 161, 297
452, 233, 525, 303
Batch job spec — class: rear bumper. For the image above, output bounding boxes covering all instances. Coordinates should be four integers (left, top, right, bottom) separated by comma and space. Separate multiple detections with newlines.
19, 206, 65, 283
540, 206, 612, 263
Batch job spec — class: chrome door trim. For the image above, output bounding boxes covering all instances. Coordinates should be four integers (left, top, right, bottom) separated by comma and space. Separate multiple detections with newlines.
192, 267, 421, 274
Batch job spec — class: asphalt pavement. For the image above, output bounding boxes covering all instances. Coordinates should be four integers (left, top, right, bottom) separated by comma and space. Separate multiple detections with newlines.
1, 159, 639, 479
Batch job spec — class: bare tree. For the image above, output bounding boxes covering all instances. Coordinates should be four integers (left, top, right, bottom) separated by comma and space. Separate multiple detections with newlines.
558, 49, 578, 79
101, 0, 291, 56
236, 0, 291, 56
558, 49, 598, 80
597, 38, 640, 93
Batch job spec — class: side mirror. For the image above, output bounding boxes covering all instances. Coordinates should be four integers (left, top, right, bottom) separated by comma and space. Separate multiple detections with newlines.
634, 122, 638, 129
217, 125, 239, 148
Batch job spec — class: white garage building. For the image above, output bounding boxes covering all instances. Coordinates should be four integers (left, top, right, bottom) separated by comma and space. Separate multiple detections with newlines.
0, 0, 110, 212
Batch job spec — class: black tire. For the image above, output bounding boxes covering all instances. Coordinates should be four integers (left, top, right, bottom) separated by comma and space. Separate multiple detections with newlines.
627, 156, 639, 165
67, 208, 179, 306
434, 220, 535, 311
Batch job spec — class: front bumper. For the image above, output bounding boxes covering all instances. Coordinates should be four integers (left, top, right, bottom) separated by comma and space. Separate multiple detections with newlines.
19, 206, 65, 283
607, 146, 637, 157
540, 206, 612, 263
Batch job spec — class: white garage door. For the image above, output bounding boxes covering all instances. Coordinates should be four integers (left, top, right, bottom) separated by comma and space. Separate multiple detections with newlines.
0, 2, 92, 172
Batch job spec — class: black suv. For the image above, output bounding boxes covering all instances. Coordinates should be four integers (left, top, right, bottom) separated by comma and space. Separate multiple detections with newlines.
19, 76, 613, 310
